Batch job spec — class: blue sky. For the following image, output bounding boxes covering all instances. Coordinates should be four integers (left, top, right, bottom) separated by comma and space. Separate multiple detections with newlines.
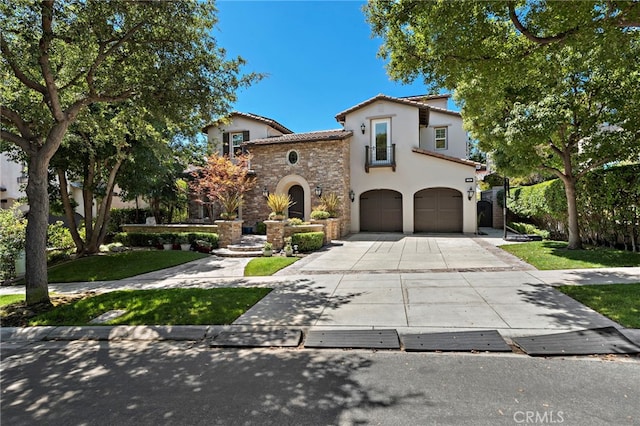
214, 0, 444, 133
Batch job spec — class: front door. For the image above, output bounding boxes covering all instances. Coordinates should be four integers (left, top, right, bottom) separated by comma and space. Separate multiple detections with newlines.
288, 185, 304, 219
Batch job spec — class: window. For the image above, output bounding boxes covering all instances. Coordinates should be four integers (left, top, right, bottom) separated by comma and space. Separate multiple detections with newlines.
371, 118, 391, 163
287, 150, 299, 165
230, 132, 244, 157
435, 127, 447, 150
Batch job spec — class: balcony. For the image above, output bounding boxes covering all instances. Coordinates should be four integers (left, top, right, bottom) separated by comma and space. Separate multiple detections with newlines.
365, 144, 396, 173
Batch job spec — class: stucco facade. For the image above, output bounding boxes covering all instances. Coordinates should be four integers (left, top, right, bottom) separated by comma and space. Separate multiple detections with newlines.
202, 93, 477, 235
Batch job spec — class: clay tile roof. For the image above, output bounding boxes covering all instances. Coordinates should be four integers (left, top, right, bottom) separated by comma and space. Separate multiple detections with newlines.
412, 147, 478, 167
334, 93, 461, 123
244, 129, 353, 146
202, 112, 293, 135
400, 93, 451, 102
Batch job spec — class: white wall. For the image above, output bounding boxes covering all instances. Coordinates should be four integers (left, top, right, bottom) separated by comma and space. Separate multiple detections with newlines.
344, 99, 477, 234
0, 153, 26, 209
207, 116, 285, 154
419, 110, 468, 159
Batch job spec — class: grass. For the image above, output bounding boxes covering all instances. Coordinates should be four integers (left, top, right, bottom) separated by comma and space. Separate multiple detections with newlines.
244, 256, 298, 276
499, 241, 640, 270
47, 250, 208, 282
26, 288, 271, 326
0, 294, 25, 307
558, 283, 640, 328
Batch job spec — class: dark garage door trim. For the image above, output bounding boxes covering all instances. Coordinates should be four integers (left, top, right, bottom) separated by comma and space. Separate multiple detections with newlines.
360, 189, 403, 232
414, 187, 463, 233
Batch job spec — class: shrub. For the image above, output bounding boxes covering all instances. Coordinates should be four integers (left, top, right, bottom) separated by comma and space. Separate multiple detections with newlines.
114, 232, 218, 248
509, 222, 550, 239
310, 210, 330, 220
266, 193, 294, 215
287, 218, 304, 226
107, 208, 160, 235
0, 206, 27, 281
291, 232, 324, 252
47, 221, 75, 249
320, 193, 340, 217
255, 222, 267, 235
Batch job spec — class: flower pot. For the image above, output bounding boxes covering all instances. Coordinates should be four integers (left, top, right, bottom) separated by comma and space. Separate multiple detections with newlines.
162, 243, 173, 251
262, 249, 273, 257
180, 244, 191, 251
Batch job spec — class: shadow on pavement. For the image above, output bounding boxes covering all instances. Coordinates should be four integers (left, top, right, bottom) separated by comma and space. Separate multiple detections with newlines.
0, 342, 427, 425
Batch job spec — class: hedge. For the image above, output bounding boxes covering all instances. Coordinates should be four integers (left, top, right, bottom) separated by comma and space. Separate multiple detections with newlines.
113, 232, 218, 248
107, 208, 168, 235
506, 164, 640, 250
291, 232, 324, 252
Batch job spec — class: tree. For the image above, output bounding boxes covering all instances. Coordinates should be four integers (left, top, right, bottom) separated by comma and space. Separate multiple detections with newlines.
1, 1, 258, 305
189, 153, 256, 222
366, 0, 640, 249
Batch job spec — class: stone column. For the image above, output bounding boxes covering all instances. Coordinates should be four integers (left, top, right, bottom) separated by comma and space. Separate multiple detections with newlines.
215, 220, 243, 248
265, 220, 285, 250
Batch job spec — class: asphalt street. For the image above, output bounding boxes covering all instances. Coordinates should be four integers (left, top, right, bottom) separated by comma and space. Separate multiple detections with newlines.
1, 340, 638, 426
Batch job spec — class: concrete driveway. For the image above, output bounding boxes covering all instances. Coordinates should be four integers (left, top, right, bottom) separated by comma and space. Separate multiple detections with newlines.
284, 231, 531, 274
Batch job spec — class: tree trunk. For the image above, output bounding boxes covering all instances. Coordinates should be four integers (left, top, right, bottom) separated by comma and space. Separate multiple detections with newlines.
563, 177, 583, 250
24, 155, 52, 306
57, 168, 86, 253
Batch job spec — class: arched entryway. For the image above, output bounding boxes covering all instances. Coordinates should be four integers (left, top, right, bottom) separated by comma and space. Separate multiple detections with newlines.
359, 189, 402, 232
288, 185, 304, 219
414, 188, 463, 232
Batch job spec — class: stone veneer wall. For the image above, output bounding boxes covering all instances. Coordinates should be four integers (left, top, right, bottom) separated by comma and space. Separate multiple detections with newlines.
121, 224, 218, 234
242, 138, 351, 235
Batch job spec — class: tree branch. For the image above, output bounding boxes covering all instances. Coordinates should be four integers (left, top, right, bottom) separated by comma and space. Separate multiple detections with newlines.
0, 38, 47, 94
38, 0, 65, 121
86, 21, 146, 94
1, 107, 38, 148
507, 1, 578, 45
0, 130, 30, 151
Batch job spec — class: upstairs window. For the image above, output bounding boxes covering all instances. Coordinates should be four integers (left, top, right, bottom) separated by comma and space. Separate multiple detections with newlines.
435, 127, 448, 150
222, 130, 250, 157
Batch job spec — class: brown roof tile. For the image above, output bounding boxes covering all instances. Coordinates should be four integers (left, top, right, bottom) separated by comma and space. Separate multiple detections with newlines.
335, 93, 461, 123
202, 112, 293, 135
412, 147, 478, 167
245, 129, 353, 146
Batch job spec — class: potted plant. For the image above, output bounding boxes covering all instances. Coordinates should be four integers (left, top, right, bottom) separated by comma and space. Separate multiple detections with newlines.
159, 238, 173, 251
218, 192, 241, 220
266, 193, 294, 220
176, 235, 191, 251
262, 241, 273, 257
283, 237, 293, 257
195, 239, 212, 253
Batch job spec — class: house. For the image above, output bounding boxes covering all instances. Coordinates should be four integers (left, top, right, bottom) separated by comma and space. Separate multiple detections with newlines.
201, 94, 478, 235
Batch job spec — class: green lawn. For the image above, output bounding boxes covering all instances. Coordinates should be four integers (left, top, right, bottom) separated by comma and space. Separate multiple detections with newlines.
244, 256, 298, 276
499, 241, 640, 270
26, 288, 271, 326
47, 250, 208, 282
558, 283, 640, 328
0, 294, 25, 307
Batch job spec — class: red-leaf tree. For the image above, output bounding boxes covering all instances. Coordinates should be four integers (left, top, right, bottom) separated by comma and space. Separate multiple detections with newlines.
190, 153, 256, 221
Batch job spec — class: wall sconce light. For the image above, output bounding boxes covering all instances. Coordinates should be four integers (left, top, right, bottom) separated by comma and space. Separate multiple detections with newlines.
262, 187, 269, 198
349, 189, 355, 202
467, 187, 475, 201
315, 185, 323, 197
360, 123, 366, 134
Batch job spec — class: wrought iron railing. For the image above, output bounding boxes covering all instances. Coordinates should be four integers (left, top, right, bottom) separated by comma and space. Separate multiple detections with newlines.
365, 144, 396, 172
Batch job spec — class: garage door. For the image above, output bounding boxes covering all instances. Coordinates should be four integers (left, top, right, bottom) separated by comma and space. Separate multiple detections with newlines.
360, 190, 402, 232
414, 188, 462, 232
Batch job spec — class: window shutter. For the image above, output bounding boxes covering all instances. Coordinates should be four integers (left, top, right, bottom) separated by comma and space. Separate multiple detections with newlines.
222, 132, 229, 155
242, 130, 250, 141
